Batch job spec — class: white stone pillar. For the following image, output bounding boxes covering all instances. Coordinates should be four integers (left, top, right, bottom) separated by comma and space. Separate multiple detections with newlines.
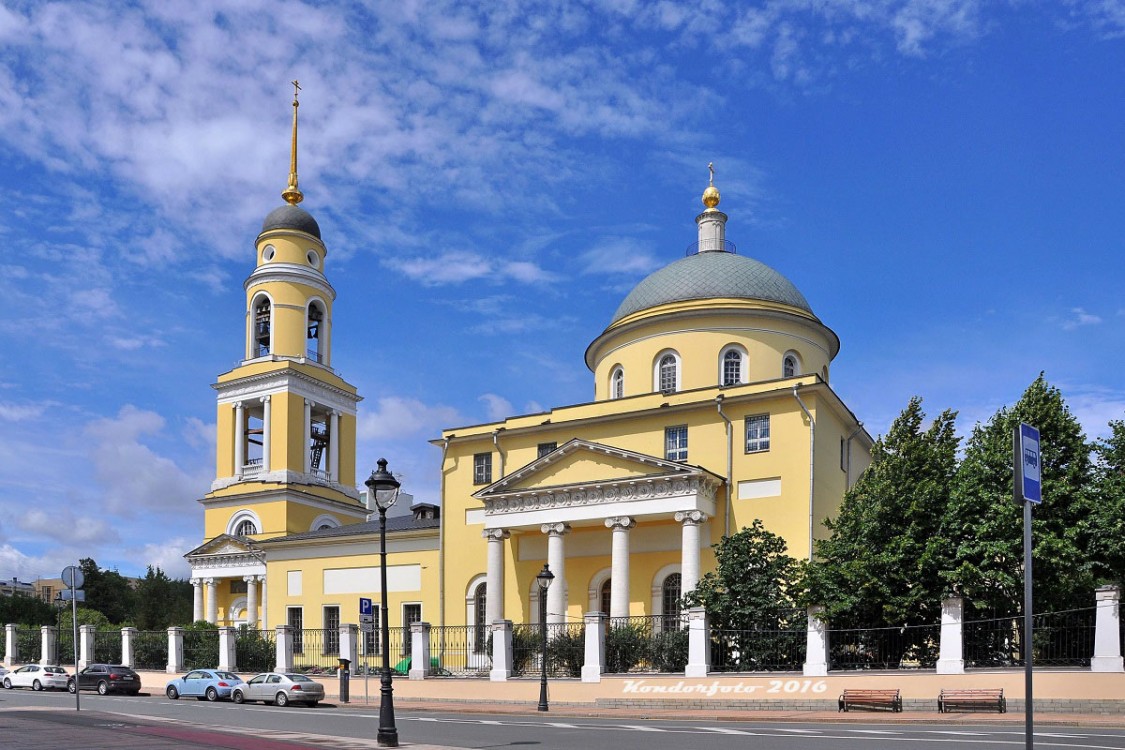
328, 409, 339, 482
192, 579, 204, 623
675, 510, 705, 596
218, 626, 236, 671
245, 576, 259, 629
303, 399, 313, 473
260, 575, 268, 629
275, 625, 294, 673
542, 522, 570, 625
409, 621, 431, 680
686, 606, 710, 678
78, 624, 95, 670
339, 623, 358, 666
803, 605, 828, 677
483, 528, 510, 625
121, 627, 136, 669
490, 620, 513, 681
233, 401, 245, 478
1092, 585, 1124, 672
4, 624, 17, 666
204, 578, 218, 624
167, 626, 184, 674
582, 611, 606, 682
605, 516, 635, 620
40, 626, 57, 666
936, 595, 966, 674
260, 395, 272, 473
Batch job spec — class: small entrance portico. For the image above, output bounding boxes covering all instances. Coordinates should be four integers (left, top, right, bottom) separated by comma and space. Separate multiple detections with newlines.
474, 439, 722, 625
184, 535, 267, 628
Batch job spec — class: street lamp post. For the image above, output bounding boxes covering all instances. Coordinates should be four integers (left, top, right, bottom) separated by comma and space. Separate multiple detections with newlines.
365, 458, 401, 748
536, 564, 554, 712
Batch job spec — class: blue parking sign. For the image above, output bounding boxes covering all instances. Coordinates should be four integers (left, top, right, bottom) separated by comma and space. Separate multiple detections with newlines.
360, 597, 373, 616
1015, 423, 1041, 504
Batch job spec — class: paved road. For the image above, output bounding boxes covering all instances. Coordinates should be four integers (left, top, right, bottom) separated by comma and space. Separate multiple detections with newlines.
5, 687, 1125, 749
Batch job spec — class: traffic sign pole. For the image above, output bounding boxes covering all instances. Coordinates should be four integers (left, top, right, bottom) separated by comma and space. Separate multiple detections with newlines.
1014, 422, 1041, 750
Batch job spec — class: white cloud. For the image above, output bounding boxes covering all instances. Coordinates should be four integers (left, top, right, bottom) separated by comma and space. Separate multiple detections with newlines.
357, 397, 463, 441
580, 237, 663, 276
1062, 307, 1103, 330
386, 251, 556, 286
0, 401, 48, 422
18, 508, 118, 546
133, 537, 194, 579
479, 393, 514, 422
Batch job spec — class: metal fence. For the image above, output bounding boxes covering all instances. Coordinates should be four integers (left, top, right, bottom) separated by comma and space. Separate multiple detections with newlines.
828, 622, 940, 670
57, 629, 75, 666
16, 628, 40, 664
602, 615, 690, 674
963, 608, 1095, 668
94, 630, 123, 664
712, 612, 807, 673
183, 629, 219, 670
235, 628, 275, 673
513, 621, 585, 678
133, 631, 167, 670
427, 625, 492, 677
353, 627, 409, 676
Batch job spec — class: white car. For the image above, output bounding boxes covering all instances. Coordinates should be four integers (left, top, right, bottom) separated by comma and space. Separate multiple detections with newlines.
2, 664, 70, 691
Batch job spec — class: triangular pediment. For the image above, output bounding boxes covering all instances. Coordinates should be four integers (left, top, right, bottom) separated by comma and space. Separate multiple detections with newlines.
184, 534, 260, 559
474, 438, 706, 499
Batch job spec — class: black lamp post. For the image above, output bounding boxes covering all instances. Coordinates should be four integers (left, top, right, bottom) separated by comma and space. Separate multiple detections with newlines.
365, 458, 401, 748
536, 563, 554, 712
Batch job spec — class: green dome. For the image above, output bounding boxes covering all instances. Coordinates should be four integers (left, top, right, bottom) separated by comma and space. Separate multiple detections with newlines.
611, 251, 812, 323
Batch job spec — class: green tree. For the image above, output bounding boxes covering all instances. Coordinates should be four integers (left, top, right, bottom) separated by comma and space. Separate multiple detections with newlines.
78, 558, 136, 626
936, 374, 1096, 616
133, 567, 193, 630
0, 592, 56, 626
806, 397, 958, 628
1089, 419, 1125, 584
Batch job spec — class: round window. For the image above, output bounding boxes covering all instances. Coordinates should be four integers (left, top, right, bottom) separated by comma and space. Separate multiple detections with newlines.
307, 250, 320, 268
262, 245, 276, 262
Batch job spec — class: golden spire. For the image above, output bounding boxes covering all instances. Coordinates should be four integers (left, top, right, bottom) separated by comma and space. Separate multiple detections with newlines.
281, 80, 304, 205
702, 161, 720, 209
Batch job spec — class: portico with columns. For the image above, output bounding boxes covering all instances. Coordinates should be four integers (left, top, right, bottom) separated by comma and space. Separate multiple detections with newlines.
184, 535, 268, 627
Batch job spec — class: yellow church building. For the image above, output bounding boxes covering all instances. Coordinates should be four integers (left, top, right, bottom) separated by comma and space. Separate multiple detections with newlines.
185, 95, 872, 648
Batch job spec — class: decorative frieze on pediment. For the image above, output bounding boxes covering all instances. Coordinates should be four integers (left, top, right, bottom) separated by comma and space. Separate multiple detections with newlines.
483, 474, 719, 517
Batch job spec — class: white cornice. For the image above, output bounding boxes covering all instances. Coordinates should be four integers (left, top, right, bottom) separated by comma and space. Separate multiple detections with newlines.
245, 262, 336, 301
213, 369, 361, 412
200, 485, 367, 512
483, 473, 719, 517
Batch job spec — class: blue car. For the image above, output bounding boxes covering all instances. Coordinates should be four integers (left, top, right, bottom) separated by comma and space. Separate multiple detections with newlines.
165, 669, 246, 701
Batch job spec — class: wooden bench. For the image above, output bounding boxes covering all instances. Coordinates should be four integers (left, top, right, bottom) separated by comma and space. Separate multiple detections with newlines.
938, 688, 1006, 713
838, 688, 903, 712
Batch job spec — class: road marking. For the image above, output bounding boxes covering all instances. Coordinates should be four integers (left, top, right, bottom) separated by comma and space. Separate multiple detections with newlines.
547, 722, 579, 728
696, 726, 753, 734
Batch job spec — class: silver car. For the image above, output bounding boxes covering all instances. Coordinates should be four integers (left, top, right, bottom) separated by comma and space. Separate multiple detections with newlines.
231, 672, 325, 707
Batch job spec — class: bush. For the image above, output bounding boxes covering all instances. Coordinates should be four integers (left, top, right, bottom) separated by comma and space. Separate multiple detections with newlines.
235, 628, 275, 672
651, 628, 689, 672
547, 628, 584, 678
606, 623, 649, 673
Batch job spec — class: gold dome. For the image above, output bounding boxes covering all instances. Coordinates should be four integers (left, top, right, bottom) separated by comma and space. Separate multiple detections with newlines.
702, 185, 720, 209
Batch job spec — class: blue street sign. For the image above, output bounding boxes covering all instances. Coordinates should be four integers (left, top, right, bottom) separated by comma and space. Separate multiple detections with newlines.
359, 597, 373, 616
1015, 422, 1042, 504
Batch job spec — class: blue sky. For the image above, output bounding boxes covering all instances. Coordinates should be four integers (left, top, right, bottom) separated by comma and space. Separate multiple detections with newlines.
1, 1, 1123, 581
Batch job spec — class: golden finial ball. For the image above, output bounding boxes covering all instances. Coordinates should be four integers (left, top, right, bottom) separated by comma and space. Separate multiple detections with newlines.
702, 185, 721, 209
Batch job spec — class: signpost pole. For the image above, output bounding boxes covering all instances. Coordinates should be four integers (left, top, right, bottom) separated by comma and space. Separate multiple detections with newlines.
1023, 498, 1033, 750
1014, 423, 1041, 750
61, 564, 85, 713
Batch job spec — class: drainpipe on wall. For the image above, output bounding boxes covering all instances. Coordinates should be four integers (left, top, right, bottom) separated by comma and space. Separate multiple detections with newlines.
492, 429, 505, 477
716, 394, 733, 538
792, 384, 816, 562
845, 422, 864, 489
439, 436, 451, 635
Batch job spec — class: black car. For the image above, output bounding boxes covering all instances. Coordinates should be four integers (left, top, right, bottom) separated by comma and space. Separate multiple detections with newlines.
67, 664, 141, 695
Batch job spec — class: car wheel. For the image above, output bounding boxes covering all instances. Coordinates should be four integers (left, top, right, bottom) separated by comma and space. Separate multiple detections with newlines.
232, 690, 245, 704
33, 680, 42, 691
166, 685, 179, 700
275, 691, 289, 707
205, 686, 219, 702
97, 680, 109, 696
67, 680, 76, 694
2, 678, 11, 689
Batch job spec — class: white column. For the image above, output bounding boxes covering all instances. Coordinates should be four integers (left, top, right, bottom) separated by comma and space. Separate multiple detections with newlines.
275, 625, 294, 673
328, 409, 340, 482
79, 624, 95, 670
542, 523, 570, 624
121, 627, 136, 669
303, 399, 313, 473
1092, 585, 1124, 672
686, 606, 711, 678
489, 620, 513, 681
582, 611, 606, 683
675, 510, 705, 596
204, 578, 218, 624
40, 626, 57, 666
218, 626, 236, 672
483, 528, 510, 625
167, 626, 184, 674
802, 604, 829, 677
233, 401, 245, 478
260, 395, 272, 473
245, 576, 259, 629
192, 580, 204, 623
936, 595, 965, 674
408, 621, 431, 680
260, 575, 268, 629
605, 516, 635, 619
4, 624, 18, 666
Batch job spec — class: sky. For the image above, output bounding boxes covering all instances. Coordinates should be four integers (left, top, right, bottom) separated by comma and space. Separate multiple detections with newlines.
1, 0, 1123, 582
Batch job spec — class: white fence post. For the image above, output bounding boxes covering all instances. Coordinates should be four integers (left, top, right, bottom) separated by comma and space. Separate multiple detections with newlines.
218, 627, 236, 672
41, 626, 57, 666
340, 623, 358, 668
409, 622, 431, 679
686, 606, 710, 678
121, 627, 136, 669
936, 595, 966, 674
4, 624, 17, 666
490, 620, 513, 681
802, 605, 828, 677
275, 625, 294, 673
78, 624, 95, 670
1092, 585, 1124, 672
166, 626, 184, 674
582, 611, 606, 682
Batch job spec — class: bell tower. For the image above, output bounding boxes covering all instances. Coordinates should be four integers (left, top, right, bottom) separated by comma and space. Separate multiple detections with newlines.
200, 82, 367, 544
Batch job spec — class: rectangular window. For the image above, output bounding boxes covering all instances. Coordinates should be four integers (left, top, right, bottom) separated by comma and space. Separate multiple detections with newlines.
473, 452, 492, 485
840, 436, 847, 471
537, 442, 557, 458
229, 579, 248, 594
665, 425, 688, 462
363, 607, 381, 656
745, 414, 770, 453
288, 607, 304, 654
403, 604, 422, 657
324, 606, 340, 655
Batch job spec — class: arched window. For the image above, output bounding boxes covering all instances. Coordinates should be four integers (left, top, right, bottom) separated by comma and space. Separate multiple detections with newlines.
661, 573, 682, 630
473, 583, 488, 652
600, 579, 612, 617
611, 367, 624, 400
720, 346, 746, 386
235, 519, 257, 537
306, 301, 324, 363
253, 297, 271, 357
655, 352, 680, 394
783, 352, 801, 378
